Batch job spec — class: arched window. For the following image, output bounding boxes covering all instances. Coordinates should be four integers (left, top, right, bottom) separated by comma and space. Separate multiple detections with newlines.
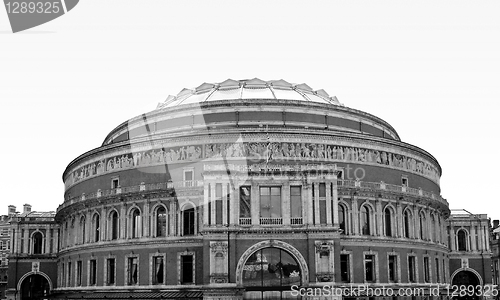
156, 206, 168, 237
339, 204, 347, 234
80, 216, 86, 244
403, 209, 412, 238
242, 247, 301, 298
457, 229, 467, 251
32, 232, 43, 254
182, 205, 195, 236
131, 209, 141, 238
419, 213, 426, 240
93, 214, 100, 242
360, 205, 371, 235
384, 207, 393, 237
110, 211, 119, 240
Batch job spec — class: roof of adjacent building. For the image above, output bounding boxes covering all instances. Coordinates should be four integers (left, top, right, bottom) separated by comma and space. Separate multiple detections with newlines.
156, 78, 343, 109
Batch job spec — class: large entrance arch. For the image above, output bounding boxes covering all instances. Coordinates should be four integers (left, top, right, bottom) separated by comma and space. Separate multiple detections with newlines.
236, 240, 309, 300
19, 273, 50, 300
451, 269, 482, 300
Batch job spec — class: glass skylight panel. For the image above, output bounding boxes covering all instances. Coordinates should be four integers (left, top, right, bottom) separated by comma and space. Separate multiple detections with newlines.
272, 88, 305, 101
209, 88, 241, 101
240, 87, 275, 99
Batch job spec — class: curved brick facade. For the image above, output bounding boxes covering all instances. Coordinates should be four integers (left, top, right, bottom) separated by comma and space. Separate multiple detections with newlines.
54, 79, 451, 299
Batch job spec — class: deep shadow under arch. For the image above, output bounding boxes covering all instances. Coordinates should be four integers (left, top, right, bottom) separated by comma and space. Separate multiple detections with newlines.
451, 270, 481, 300
20, 274, 50, 300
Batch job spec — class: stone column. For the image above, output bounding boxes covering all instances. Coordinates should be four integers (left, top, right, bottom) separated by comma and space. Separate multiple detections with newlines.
427, 210, 432, 241
306, 183, 314, 225
352, 196, 359, 235
144, 201, 150, 237
11, 228, 17, 253
230, 183, 238, 226
396, 203, 403, 238
53, 228, 59, 252
222, 183, 228, 226
325, 181, 332, 225
251, 181, 259, 225
23, 228, 29, 253
86, 210, 92, 243
203, 182, 210, 226
45, 226, 51, 254
376, 200, 383, 236
485, 225, 490, 252
211, 182, 217, 225
282, 181, 290, 225
449, 227, 456, 251
314, 183, 320, 225
470, 226, 477, 251
331, 182, 339, 225
120, 204, 126, 239
101, 206, 107, 241
477, 225, 484, 251
413, 205, 420, 240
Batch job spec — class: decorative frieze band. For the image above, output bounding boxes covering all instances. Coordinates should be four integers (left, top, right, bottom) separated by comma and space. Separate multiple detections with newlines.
65, 140, 440, 190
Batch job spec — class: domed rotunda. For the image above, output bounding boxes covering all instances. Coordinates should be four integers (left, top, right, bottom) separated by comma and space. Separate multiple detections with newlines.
55, 78, 449, 300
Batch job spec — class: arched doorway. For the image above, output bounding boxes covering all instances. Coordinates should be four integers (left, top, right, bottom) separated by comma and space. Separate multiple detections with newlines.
241, 247, 303, 299
20, 274, 50, 300
451, 270, 481, 300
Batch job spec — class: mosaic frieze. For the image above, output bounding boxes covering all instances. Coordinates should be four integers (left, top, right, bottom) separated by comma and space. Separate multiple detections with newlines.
66, 141, 439, 188
204, 142, 440, 183
68, 145, 202, 187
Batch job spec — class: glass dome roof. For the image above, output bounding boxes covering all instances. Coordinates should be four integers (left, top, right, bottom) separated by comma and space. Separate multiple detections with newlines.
156, 78, 342, 109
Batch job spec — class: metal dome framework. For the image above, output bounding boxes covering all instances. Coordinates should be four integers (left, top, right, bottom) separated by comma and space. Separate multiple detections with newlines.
156, 78, 343, 109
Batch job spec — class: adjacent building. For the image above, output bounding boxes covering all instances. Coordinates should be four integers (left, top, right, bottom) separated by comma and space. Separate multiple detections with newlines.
5, 205, 58, 300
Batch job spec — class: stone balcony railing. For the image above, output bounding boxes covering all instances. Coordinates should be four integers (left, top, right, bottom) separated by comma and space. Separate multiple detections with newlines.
59, 179, 447, 213
59, 180, 203, 212
338, 179, 448, 207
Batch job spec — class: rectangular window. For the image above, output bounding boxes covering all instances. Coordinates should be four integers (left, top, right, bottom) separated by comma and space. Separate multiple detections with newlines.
388, 255, 397, 282
435, 258, 440, 283
239, 186, 251, 218
408, 256, 416, 283
423, 257, 430, 283
68, 262, 72, 286
401, 176, 408, 187
184, 170, 193, 187
215, 183, 223, 225
89, 259, 97, 285
112, 178, 119, 189
365, 255, 375, 282
107, 258, 115, 285
318, 183, 327, 224
259, 187, 281, 218
181, 255, 194, 284
76, 261, 82, 286
153, 256, 164, 285
319, 199, 327, 224
290, 186, 302, 219
127, 257, 138, 285
319, 183, 326, 197
340, 254, 350, 282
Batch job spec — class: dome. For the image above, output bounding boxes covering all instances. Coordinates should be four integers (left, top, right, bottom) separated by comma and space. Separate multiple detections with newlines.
155, 78, 343, 109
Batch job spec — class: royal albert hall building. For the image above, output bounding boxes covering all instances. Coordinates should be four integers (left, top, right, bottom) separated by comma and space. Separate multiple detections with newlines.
54, 78, 450, 299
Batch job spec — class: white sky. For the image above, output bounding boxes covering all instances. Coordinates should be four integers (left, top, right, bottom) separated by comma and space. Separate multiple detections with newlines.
1, 1, 499, 221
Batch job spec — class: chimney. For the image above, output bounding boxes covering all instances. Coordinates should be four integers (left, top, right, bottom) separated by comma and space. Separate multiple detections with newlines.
23, 204, 32, 213
8, 205, 16, 216
494, 220, 499, 229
